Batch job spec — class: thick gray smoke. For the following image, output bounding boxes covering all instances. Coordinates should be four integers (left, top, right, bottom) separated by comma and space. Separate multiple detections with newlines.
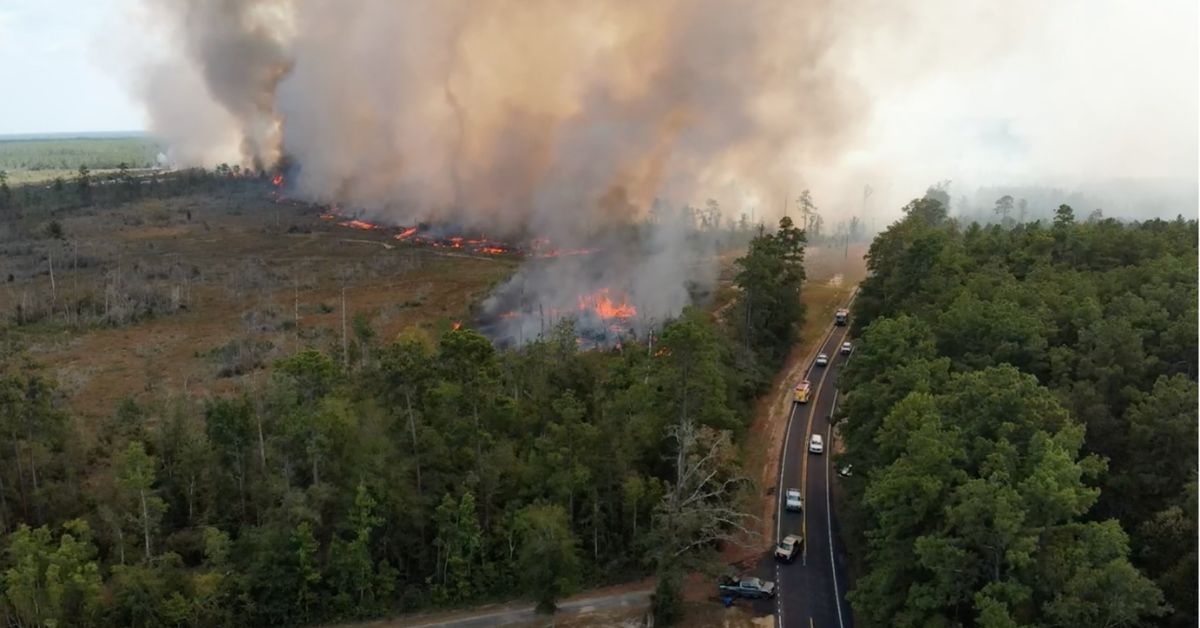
124, 0, 1198, 341
127, 0, 866, 342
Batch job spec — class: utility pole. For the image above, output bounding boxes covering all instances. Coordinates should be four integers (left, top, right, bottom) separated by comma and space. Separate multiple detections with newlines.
341, 287, 348, 369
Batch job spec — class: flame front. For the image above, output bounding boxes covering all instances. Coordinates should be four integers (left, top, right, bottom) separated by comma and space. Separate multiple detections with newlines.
578, 288, 637, 319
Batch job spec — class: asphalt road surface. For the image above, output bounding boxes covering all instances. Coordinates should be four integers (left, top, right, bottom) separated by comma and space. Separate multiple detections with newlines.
753, 320, 855, 628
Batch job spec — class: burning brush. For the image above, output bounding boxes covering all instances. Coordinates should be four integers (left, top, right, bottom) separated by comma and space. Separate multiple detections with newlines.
310, 195, 705, 350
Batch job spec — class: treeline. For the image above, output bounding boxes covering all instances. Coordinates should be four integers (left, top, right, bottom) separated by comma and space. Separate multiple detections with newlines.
839, 194, 1197, 627
0, 164, 261, 217
0, 217, 808, 626
0, 137, 162, 172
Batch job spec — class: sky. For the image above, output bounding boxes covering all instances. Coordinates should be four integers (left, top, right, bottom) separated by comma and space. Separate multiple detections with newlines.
0, 0, 1195, 221
0, 0, 143, 134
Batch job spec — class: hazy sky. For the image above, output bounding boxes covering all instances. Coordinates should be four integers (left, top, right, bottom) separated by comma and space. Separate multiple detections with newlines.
0, 0, 142, 134
1, 0, 1196, 216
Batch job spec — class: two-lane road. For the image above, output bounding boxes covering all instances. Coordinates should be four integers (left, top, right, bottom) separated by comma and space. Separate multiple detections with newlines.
760, 321, 855, 627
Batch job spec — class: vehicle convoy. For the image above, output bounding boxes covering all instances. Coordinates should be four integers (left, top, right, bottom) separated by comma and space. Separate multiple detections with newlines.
785, 488, 803, 512
835, 308, 849, 326
794, 380, 811, 404
775, 534, 803, 563
718, 575, 777, 599
816, 352, 829, 366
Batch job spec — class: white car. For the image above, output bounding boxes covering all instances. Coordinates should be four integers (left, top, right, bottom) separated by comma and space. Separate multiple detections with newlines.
838, 464, 853, 478
809, 434, 824, 454
840, 341, 852, 355
815, 353, 829, 366
775, 534, 803, 563
785, 488, 803, 512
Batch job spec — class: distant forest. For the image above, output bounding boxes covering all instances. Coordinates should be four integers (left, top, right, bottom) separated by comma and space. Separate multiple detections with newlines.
0, 137, 162, 172
840, 191, 1197, 627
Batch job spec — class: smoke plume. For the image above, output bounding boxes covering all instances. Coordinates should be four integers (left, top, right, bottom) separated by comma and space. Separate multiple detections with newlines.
126, 0, 871, 342
123, 0, 1198, 340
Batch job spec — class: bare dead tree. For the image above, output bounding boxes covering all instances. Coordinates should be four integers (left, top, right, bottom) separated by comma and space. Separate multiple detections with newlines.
340, 286, 348, 369
293, 275, 300, 350
651, 420, 759, 569
48, 250, 56, 309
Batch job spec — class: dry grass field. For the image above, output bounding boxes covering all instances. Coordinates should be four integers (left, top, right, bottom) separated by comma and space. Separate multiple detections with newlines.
2, 184, 518, 420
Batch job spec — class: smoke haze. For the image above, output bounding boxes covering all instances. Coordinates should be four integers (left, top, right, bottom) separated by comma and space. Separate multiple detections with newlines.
119, 0, 1198, 339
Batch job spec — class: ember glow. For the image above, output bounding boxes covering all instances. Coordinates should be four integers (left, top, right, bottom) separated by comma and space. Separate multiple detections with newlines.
271, 174, 283, 187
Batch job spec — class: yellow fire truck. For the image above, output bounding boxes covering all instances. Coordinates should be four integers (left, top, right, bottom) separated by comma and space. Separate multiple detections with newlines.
794, 380, 812, 404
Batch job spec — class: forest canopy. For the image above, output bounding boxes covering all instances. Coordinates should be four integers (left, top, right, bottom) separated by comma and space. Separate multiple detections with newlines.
839, 195, 1197, 627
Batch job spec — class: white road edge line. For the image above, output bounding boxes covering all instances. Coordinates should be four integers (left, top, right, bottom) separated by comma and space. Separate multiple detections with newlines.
778, 321, 834, 543
776, 291, 856, 625
827, 378, 846, 628
777, 399, 798, 545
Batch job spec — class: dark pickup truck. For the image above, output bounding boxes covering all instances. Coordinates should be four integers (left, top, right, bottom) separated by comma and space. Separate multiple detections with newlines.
717, 575, 777, 599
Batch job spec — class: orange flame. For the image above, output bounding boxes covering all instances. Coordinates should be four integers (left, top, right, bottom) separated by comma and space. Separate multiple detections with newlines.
578, 288, 637, 319
340, 219, 383, 230
272, 174, 283, 187
451, 321, 463, 330
396, 226, 419, 239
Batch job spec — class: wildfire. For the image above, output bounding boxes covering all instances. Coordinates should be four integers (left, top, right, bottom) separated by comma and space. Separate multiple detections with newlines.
271, 174, 284, 187
317, 207, 584, 259
528, 238, 600, 258
341, 219, 385, 231
579, 288, 637, 319
451, 321, 463, 330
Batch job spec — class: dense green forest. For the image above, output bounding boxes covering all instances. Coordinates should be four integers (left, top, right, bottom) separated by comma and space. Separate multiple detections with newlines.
0, 160, 811, 626
838, 192, 1197, 627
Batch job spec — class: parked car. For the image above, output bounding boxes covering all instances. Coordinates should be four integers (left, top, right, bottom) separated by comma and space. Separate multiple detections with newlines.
718, 575, 777, 599
838, 464, 853, 478
775, 534, 803, 563
809, 434, 824, 454
815, 353, 829, 366
785, 488, 803, 512
840, 341, 852, 355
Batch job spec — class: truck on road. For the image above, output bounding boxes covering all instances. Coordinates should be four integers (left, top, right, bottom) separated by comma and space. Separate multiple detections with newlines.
718, 575, 777, 599
794, 380, 811, 404
835, 308, 849, 326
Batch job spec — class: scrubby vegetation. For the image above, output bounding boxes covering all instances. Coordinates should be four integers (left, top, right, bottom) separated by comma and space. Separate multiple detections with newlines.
0, 162, 811, 627
839, 193, 1197, 627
